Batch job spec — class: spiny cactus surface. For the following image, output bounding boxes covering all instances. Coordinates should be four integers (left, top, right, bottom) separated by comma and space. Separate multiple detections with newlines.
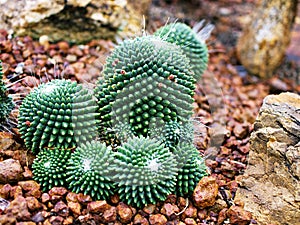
66, 141, 115, 200
154, 22, 209, 81
173, 142, 207, 197
0, 60, 14, 124
112, 136, 178, 207
94, 36, 196, 144
18, 79, 98, 154
149, 120, 194, 148
32, 148, 72, 191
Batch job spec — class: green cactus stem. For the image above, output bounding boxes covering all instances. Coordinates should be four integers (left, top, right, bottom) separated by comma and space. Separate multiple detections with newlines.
173, 142, 208, 197
32, 148, 72, 191
112, 136, 178, 207
154, 22, 213, 81
66, 141, 115, 200
18, 79, 98, 154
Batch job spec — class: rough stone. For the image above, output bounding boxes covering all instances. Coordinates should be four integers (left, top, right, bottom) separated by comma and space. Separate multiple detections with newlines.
25, 196, 42, 211
100, 206, 117, 223
76, 193, 92, 204
87, 200, 110, 213
116, 202, 133, 223
67, 201, 81, 215
4, 196, 31, 221
48, 187, 68, 197
236, 0, 297, 78
0, 184, 12, 199
133, 214, 149, 225
18, 180, 41, 198
193, 176, 219, 209
53, 201, 69, 217
160, 203, 179, 218
16, 222, 36, 225
226, 206, 252, 225
0, 214, 16, 225
0, 159, 23, 183
0, 0, 151, 43
143, 204, 156, 214
149, 214, 168, 225
235, 92, 300, 225
182, 205, 197, 219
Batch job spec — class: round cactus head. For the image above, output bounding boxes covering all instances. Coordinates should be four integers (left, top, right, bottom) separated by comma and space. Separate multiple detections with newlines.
112, 136, 178, 207
154, 22, 213, 81
94, 35, 196, 145
32, 148, 72, 191
0, 60, 14, 125
173, 142, 208, 197
18, 79, 98, 154
66, 141, 115, 200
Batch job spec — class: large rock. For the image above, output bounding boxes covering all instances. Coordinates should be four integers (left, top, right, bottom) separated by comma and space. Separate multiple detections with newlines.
236, 0, 297, 79
0, 159, 24, 183
235, 92, 300, 225
0, 0, 151, 43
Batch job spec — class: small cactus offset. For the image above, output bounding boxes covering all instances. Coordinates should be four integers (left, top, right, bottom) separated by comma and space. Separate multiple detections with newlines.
154, 22, 212, 81
94, 36, 196, 144
66, 141, 115, 200
18, 79, 98, 154
149, 120, 194, 148
0, 60, 14, 124
112, 136, 178, 207
173, 142, 208, 197
32, 148, 72, 191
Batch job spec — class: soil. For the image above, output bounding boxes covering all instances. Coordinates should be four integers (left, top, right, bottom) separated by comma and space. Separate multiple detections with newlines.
0, 0, 299, 224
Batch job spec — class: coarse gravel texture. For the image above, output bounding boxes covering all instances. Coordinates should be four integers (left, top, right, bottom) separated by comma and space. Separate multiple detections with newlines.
0, 0, 300, 224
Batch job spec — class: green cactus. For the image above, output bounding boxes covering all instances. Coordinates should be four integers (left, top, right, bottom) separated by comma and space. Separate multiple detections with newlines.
0, 60, 14, 125
154, 22, 212, 81
94, 36, 196, 144
18, 79, 98, 154
173, 142, 207, 197
32, 148, 72, 191
66, 141, 115, 200
149, 120, 194, 148
112, 136, 178, 207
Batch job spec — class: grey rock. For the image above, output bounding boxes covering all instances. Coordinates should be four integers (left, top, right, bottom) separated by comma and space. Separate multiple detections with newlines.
0, 0, 151, 43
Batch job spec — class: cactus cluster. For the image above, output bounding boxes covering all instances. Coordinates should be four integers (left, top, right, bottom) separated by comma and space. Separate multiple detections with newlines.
0, 60, 14, 125
18, 21, 211, 207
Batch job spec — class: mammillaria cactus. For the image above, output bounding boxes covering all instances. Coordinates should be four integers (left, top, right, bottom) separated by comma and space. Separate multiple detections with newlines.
94, 35, 196, 144
154, 22, 213, 81
149, 120, 194, 148
0, 60, 14, 126
18, 79, 98, 154
66, 141, 115, 200
32, 148, 72, 191
112, 136, 178, 207
173, 142, 208, 197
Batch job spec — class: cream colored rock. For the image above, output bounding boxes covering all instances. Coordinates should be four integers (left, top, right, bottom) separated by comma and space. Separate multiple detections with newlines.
0, 0, 151, 43
235, 92, 300, 225
236, 0, 297, 79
